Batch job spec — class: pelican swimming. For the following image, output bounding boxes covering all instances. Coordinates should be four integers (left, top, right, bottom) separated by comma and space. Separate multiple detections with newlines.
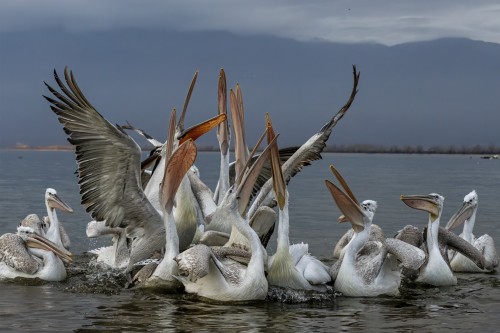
400, 193, 486, 286
41, 188, 73, 250
44, 68, 224, 271
266, 114, 331, 292
0, 216, 73, 281
195, 66, 360, 243
446, 190, 498, 272
139, 71, 217, 253
326, 166, 426, 297
174, 132, 277, 302
142, 114, 198, 289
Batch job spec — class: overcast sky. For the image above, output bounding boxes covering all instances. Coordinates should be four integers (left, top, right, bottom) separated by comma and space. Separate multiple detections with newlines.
1, 0, 500, 46
1, 1, 499, 149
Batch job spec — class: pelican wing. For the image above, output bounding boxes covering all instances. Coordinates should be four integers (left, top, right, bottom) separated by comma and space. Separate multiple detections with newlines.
248, 66, 360, 217
475, 234, 498, 270
0, 234, 40, 274
394, 225, 423, 248
384, 238, 426, 270
199, 231, 230, 247
44, 68, 163, 231
354, 241, 387, 284
438, 227, 486, 270
175, 244, 212, 281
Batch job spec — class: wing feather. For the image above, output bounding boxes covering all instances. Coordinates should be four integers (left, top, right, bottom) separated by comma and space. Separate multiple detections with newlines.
44, 68, 162, 230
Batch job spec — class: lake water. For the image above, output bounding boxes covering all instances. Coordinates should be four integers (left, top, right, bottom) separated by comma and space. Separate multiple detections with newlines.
0, 151, 499, 332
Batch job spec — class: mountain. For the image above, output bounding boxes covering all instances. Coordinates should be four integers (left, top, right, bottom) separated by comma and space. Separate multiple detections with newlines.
1, 28, 499, 148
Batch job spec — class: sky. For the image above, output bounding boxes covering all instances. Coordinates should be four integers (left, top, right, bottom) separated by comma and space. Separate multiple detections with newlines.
2, 0, 500, 46
0, 1, 499, 149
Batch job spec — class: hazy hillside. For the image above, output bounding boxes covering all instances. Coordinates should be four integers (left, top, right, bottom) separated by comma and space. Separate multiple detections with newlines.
1, 29, 499, 148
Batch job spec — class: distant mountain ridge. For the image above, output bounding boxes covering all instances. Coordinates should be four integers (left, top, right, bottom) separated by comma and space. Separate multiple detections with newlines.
0, 29, 499, 148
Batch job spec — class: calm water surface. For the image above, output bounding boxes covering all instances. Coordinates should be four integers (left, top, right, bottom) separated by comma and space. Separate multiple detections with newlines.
0, 151, 499, 332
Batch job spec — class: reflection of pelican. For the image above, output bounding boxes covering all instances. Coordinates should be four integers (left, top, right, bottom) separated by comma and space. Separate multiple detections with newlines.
446, 191, 498, 272
42, 188, 73, 250
174, 135, 275, 301
44, 68, 223, 271
400, 193, 486, 286
266, 115, 331, 292
326, 167, 425, 296
0, 217, 72, 281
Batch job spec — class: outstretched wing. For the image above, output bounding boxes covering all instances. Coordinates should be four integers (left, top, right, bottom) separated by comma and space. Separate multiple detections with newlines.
44, 68, 162, 231
248, 66, 360, 217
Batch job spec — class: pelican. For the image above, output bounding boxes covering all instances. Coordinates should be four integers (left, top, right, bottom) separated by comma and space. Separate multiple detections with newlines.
266, 114, 331, 292
0, 216, 73, 281
400, 193, 486, 286
19, 214, 45, 235
142, 117, 198, 289
122, 71, 225, 254
44, 68, 224, 271
174, 132, 276, 302
325, 166, 426, 296
195, 65, 360, 241
42, 188, 73, 250
446, 190, 498, 272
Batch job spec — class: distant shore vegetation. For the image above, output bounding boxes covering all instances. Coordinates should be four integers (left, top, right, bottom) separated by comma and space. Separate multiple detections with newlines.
4, 143, 500, 155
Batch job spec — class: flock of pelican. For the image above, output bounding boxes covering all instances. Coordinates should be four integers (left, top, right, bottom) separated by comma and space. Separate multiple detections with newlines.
0, 66, 497, 301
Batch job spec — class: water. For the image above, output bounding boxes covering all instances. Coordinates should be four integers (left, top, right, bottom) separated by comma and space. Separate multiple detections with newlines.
0, 151, 499, 332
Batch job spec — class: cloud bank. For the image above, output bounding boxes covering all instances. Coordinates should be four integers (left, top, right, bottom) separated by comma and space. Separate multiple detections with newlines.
1, 0, 500, 45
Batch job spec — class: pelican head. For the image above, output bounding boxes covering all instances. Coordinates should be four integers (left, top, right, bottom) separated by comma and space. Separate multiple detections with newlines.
45, 188, 74, 213
360, 200, 378, 219
16, 226, 73, 264
19, 214, 44, 236
325, 166, 375, 234
400, 193, 444, 221
446, 190, 477, 230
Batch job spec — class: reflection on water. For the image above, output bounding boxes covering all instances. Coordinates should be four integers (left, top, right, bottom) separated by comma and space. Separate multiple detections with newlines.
0, 151, 499, 332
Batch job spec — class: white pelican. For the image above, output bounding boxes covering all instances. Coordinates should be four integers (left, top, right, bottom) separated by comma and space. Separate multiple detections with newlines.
446, 190, 498, 272
266, 114, 331, 292
0, 217, 73, 281
400, 193, 486, 286
174, 133, 276, 302
42, 188, 73, 250
44, 68, 224, 271
326, 167, 426, 297
142, 116, 198, 289
196, 66, 360, 240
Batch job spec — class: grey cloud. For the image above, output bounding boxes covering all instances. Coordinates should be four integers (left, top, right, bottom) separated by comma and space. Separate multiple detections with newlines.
1, 0, 499, 45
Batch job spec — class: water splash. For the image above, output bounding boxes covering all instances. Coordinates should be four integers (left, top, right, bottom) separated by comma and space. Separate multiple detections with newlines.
266, 285, 339, 303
